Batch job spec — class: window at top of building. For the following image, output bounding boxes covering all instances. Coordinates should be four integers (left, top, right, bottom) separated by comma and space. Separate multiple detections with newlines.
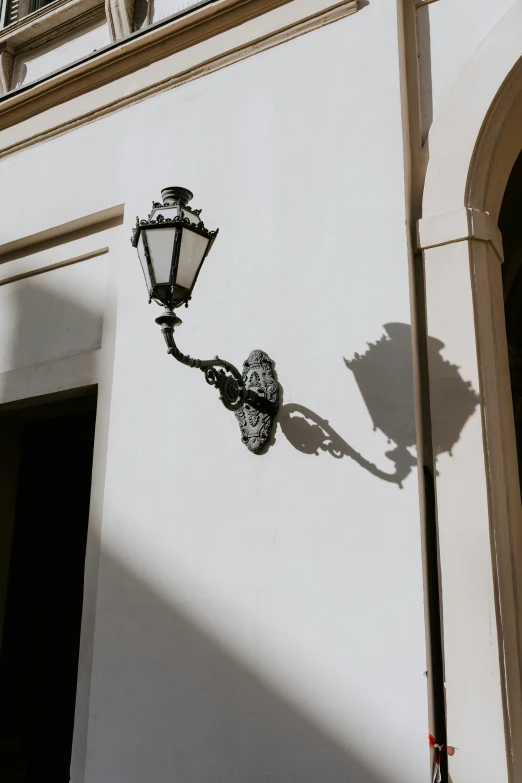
133, 0, 204, 29
149, 0, 201, 23
2, 0, 55, 27
2, 0, 207, 34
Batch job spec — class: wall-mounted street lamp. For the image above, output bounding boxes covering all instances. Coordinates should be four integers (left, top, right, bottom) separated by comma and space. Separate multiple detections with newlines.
131, 186, 279, 453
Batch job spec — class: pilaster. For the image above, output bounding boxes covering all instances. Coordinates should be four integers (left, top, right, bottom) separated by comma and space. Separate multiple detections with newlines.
105, 0, 135, 40
0, 47, 14, 95
419, 213, 522, 782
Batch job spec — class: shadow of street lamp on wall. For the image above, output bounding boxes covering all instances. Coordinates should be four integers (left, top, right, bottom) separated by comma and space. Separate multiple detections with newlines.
131, 186, 279, 454
346, 322, 479, 461
280, 323, 479, 488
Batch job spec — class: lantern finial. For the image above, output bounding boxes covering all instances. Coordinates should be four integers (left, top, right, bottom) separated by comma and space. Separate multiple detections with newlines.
161, 186, 193, 206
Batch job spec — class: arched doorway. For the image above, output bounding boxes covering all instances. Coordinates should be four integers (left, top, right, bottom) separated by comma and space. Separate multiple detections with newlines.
499, 150, 522, 484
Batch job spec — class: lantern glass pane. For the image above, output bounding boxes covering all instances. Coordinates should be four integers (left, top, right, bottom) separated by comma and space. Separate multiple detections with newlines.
182, 208, 201, 225
151, 205, 178, 222
144, 227, 178, 285
137, 233, 153, 295
177, 229, 210, 291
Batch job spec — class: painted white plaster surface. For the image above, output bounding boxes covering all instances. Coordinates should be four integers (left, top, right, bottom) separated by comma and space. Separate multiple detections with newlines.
422, 0, 522, 218
12, 22, 110, 89
0, 255, 106, 372
99, 7, 428, 782
421, 0, 518, 134
424, 241, 509, 782
0, 111, 123, 244
0, 3, 436, 783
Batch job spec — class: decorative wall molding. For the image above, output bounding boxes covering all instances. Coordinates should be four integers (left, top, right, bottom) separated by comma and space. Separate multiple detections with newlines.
0, 0, 296, 130
0, 247, 108, 286
417, 207, 504, 261
422, 1, 522, 219
0, 203, 124, 259
0, 0, 358, 156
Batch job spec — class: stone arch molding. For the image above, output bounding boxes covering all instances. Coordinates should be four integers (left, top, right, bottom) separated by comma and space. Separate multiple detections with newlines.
418, 0, 522, 256
418, 4, 522, 782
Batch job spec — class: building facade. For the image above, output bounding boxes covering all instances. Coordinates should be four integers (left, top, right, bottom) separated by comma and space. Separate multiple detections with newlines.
0, 1, 521, 781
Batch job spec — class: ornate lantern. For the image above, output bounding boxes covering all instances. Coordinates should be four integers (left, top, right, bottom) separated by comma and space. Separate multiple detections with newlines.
131, 186, 279, 453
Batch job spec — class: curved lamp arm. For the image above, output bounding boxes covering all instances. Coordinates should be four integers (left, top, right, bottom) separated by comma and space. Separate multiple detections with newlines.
155, 308, 279, 451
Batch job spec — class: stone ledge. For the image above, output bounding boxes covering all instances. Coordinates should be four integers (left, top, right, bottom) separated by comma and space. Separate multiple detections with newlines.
417, 207, 504, 261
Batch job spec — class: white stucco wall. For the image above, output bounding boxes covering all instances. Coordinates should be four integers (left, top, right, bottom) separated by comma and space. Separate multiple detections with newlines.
424, 0, 518, 118
90, 7, 430, 782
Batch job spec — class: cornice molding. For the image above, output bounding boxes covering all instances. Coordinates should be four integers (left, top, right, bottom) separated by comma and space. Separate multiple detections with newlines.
0, 0, 358, 157
0, 0, 293, 119
0, 246, 108, 286
0, 203, 124, 259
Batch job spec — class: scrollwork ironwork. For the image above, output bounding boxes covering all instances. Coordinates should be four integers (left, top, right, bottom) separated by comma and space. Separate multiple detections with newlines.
131, 213, 218, 245
203, 365, 244, 411
131, 205, 218, 248
154, 308, 278, 451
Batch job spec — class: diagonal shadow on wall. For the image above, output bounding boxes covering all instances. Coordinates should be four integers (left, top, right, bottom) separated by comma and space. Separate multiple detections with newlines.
0, 279, 417, 782
280, 323, 479, 488
84, 543, 397, 783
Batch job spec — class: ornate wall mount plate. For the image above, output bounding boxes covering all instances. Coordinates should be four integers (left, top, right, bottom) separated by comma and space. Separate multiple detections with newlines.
235, 350, 278, 453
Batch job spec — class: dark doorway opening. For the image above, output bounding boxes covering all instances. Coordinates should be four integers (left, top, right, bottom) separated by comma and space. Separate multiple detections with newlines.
0, 392, 96, 782
499, 149, 522, 486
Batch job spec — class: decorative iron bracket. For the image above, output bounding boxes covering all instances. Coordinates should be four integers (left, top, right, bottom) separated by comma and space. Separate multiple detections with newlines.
155, 308, 279, 453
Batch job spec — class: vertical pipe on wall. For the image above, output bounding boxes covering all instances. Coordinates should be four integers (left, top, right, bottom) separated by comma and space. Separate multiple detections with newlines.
395, 0, 447, 779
